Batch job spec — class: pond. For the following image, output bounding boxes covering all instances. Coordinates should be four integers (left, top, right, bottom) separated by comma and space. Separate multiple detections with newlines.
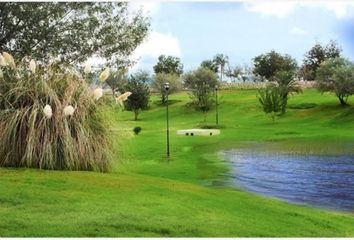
224, 150, 354, 212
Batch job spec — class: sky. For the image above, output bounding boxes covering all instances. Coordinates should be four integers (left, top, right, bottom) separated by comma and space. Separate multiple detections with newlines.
129, 1, 354, 73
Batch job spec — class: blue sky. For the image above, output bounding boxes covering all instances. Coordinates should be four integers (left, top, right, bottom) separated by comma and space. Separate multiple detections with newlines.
130, 1, 354, 73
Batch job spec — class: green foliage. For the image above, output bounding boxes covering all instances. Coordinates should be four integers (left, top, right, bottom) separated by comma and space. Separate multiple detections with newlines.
253, 50, 298, 80
152, 73, 182, 103
0, 61, 111, 171
226, 65, 243, 82
106, 69, 128, 94
300, 40, 342, 80
200, 60, 218, 73
124, 71, 151, 120
316, 57, 354, 106
133, 126, 142, 135
0, 2, 150, 67
258, 84, 285, 123
153, 55, 183, 76
272, 70, 302, 113
213, 53, 229, 81
183, 67, 219, 120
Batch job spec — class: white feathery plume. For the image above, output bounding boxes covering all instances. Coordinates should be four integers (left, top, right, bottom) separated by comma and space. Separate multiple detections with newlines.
99, 67, 110, 82
93, 88, 103, 100
43, 105, 53, 119
63, 105, 75, 116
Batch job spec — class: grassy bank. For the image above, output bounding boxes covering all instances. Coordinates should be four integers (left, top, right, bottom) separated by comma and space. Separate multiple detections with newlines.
1, 88, 354, 236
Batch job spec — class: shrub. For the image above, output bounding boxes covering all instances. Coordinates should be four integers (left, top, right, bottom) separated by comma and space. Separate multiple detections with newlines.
257, 84, 285, 123
133, 126, 142, 135
0, 54, 111, 171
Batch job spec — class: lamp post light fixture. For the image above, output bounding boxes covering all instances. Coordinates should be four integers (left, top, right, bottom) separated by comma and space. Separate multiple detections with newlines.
164, 82, 170, 158
215, 85, 219, 126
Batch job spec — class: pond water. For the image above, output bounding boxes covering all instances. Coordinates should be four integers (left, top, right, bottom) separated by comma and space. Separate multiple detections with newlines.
225, 150, 354, 212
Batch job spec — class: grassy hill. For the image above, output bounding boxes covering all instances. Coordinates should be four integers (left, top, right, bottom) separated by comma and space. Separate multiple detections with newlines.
1, 88, 354, 237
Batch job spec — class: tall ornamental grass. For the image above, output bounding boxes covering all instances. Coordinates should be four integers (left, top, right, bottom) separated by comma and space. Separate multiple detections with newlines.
0, 53, 111, 172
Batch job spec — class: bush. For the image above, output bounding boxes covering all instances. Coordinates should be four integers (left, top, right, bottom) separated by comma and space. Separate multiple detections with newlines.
133, 126, 142, 135
257, 84, 285, 123
0, 54, 111, 171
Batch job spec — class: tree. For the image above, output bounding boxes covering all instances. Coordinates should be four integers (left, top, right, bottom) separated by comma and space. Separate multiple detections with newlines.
0, 2, 150, 67
183, 67, 219, 121
153, 55, 183, 76
272, 70, 302, 114
105, 68, 128, 95
124, 71, 150, 120
316, 57, 354, 106
300, 40, 342, 80
253, 50, 298, 80
258, 84, 284, 123
226, 65, 243, 82
152, 73, 182, 104
200, 60, 218, 73
213, 54, 229, 81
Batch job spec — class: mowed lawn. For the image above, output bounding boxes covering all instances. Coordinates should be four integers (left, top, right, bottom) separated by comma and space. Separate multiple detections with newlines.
1, 88, 354, 237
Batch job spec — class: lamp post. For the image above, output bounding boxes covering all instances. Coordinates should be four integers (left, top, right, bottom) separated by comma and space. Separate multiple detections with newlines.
215, 85, 219, 126
164, 82, 170, 158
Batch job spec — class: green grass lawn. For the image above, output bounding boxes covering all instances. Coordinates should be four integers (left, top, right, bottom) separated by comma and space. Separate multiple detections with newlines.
2, 88, 354, 237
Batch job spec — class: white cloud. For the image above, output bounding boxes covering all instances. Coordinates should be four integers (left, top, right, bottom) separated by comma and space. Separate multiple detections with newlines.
130, 31, 182, 71
243, 1, 354, 19
289, 26, 307, 35
244, 1, 296, 18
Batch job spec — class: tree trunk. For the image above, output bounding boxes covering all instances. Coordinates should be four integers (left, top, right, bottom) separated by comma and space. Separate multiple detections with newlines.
134, 110, 139, 121
338, 95, 348, 106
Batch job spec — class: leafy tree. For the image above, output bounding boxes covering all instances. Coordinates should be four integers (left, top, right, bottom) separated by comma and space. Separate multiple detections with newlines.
124, 71, 150, 120
152, 73, 182, 104
226, 65, 243, 82
253, 51, 298, 80
316, 57, 354, 106
200, 60, 218, 73
105, 68, 128, 95
272, 70, 302, 114
300, 40, 342, 80
213, 54, 229, 81
258, 84, 284, 123
153, 55, 183, 76
0, 2, 150, 67
184, 67, 219, 121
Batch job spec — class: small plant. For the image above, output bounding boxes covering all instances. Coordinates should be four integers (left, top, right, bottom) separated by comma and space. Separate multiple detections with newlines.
257, 84, 284, 123
133, 126, 142, 135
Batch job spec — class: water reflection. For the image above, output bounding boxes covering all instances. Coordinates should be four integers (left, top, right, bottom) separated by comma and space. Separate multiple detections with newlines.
225, 150, 354, 212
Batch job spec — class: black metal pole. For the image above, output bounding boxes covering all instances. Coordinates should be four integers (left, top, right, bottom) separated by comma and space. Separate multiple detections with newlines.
215, 88, 219, 126
166, 92, 170, 158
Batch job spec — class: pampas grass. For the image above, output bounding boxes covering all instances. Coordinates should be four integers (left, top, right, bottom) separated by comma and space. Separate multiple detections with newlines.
0, 59, 111, 172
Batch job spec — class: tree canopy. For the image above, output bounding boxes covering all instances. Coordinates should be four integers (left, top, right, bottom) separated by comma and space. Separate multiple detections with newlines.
300, 40, 342, 80
316, 57, 354, 106
253, 50, 298, 81
0, 2, 150, 67
200, 60, 218, 73
153, 55, 183, 76
124, 71, 151, 120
